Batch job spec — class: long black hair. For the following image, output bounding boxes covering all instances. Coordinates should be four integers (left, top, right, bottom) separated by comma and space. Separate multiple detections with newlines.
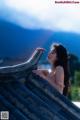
51, 43, 70, 96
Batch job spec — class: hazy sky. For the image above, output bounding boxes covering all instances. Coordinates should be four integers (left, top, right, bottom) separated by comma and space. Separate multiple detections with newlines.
0, 0, 80, 33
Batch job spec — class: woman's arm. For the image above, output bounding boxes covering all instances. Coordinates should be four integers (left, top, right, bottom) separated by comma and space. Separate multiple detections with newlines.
48, 66, 64, 94
55, 66, 64, 94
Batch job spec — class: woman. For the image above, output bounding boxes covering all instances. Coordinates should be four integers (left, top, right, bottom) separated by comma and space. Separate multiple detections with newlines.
33, 43, 69, 96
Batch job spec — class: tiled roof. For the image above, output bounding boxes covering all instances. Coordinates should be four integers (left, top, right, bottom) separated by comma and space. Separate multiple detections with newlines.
0, 49, 80, 120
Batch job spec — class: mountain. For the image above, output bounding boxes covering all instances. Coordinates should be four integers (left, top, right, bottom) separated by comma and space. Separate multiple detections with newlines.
0, 20, 80, 62
43, 31, 80, 60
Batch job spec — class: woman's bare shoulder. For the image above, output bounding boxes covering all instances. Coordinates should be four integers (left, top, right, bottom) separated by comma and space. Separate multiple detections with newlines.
55, 66, 64, 80
51, 66, 64, 75
56, 66, 64, 72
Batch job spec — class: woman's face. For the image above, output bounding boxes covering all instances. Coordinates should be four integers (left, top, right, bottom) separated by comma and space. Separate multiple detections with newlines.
48, 49, 57, 64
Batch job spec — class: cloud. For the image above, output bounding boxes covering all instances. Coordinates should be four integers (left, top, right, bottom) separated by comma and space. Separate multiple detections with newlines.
0, 0, 80, 33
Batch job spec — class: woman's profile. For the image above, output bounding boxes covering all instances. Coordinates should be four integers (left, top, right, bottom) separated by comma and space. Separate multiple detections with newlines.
33, 43, 70, 96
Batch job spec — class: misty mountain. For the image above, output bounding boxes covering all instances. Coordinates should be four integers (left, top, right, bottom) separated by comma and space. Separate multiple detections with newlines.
0, 20, 80, 61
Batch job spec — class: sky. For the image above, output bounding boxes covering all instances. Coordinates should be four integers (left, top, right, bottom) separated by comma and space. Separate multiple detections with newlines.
0, 0, 80, 33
